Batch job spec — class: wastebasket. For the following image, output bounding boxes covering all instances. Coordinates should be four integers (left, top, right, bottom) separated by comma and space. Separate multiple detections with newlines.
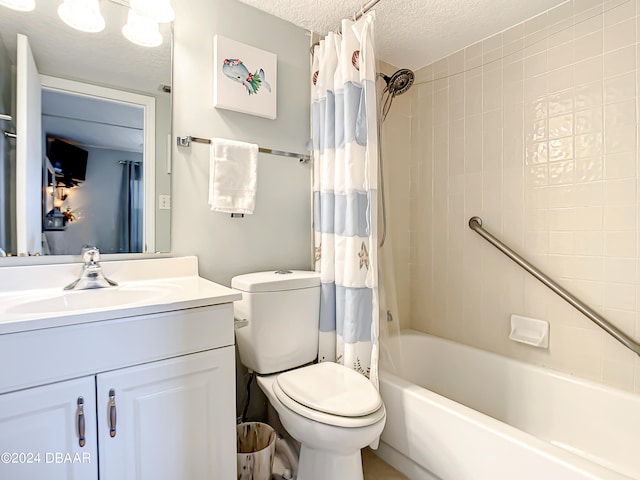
237, 422, 277, 480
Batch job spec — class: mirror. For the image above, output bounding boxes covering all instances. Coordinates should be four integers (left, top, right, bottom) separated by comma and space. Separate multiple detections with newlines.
0, 0, 172, 258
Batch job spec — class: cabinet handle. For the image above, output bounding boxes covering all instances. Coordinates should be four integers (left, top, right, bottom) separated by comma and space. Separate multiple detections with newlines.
77, 397, 86, 448
108, 389, 117, 438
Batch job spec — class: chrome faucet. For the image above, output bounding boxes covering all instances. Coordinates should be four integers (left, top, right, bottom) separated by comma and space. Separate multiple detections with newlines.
64, 245, 118, 290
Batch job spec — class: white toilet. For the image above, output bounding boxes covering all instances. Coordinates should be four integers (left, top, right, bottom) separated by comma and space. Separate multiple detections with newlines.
232, 270, 386, 480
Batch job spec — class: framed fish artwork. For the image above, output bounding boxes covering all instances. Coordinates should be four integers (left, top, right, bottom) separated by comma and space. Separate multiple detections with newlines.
213, 35, 277, 119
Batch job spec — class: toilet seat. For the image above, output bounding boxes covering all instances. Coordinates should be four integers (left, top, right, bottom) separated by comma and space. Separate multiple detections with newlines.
273, 362, 385, 428
277, 362, 382, 416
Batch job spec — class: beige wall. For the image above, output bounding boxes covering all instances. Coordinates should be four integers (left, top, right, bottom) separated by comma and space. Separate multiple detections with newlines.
403, 0, 640, 392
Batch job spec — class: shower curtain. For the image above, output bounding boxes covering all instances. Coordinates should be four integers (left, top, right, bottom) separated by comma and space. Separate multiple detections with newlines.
118, 160, 142, 253
312, 13, 380, 388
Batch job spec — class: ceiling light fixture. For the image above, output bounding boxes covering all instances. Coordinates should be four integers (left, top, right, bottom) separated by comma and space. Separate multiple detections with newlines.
0, 0, 35, 12
57, 0, 105, 33
3, 0, 173, 47
122, 9, 162, 48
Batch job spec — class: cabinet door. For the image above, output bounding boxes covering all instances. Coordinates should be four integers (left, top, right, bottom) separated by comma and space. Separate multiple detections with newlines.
0, 377, 98, 480
97, 347, 236, 480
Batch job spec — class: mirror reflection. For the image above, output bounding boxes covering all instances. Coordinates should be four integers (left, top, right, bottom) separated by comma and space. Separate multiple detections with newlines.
41, 77, 149, 255
0, 0, 172, 257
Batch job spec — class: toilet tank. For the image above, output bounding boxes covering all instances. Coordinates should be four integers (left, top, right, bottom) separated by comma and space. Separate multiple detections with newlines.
232, 270, 321, 375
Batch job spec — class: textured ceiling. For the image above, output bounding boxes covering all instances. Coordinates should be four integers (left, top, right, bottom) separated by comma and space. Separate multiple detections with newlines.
236, 0, 569, 70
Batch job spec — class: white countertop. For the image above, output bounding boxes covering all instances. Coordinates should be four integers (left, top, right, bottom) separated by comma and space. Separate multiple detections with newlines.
0, 256, 242, 335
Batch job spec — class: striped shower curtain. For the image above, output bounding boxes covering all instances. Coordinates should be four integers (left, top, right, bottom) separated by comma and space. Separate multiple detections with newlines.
312, 13, 380, 388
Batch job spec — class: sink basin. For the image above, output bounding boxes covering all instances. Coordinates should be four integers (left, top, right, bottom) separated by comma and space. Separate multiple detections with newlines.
6, 284, 178, 315
0, 257, 243, 336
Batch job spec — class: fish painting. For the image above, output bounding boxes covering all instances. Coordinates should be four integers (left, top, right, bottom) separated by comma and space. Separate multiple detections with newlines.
223, 58, 272, 95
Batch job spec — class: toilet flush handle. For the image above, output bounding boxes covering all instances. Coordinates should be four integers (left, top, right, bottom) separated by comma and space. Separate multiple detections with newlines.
234, 317, 249, 329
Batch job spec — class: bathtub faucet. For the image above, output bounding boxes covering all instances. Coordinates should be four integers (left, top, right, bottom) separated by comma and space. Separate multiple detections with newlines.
64, 245, 118, 290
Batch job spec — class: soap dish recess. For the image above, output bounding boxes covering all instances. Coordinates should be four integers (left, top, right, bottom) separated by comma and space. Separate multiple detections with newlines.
509, 314, 549, 348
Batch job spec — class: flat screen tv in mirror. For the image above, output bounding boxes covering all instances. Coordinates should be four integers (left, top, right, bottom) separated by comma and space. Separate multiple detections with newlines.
48, 138, 89, 186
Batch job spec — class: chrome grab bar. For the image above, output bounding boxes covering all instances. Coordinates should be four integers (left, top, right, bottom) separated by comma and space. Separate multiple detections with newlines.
468, 216, 640, 357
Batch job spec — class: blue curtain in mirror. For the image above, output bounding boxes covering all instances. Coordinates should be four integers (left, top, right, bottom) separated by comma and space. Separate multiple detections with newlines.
118, 160, 142, 253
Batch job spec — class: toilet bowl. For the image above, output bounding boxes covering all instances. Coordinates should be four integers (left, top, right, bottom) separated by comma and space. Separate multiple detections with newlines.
256, 364, 386, 480
232, 271, 386, 480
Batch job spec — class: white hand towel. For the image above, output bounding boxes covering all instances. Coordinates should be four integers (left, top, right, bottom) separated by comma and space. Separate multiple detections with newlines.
208, 138, 258, 214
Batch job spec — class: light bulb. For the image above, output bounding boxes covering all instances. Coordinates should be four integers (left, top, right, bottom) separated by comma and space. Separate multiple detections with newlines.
57, 0, 105, 33
130, 0, 174, 23
0, 0, 35, 12
122, 9, 162, 48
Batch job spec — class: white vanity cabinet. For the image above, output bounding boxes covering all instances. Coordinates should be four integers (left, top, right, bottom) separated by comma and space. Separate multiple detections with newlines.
97, 347, 235, 479
0, 302, 238, 480
0, 377, 98, 479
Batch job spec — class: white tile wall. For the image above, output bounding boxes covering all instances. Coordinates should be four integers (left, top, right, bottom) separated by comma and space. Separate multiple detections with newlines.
402, 0, 640, 392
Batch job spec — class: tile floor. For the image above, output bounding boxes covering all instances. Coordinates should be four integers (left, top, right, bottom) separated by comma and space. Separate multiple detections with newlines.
362, 448, 408, 480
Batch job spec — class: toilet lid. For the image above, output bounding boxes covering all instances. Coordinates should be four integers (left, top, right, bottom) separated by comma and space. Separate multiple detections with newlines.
276, 362, 382, 417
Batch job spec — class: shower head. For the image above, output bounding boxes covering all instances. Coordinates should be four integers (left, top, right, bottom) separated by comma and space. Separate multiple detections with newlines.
382, 68, 415, 96
378, 68, 415, 122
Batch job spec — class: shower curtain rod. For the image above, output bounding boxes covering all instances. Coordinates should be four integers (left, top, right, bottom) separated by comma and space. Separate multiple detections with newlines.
353, 0, 382, 21
310, 0, 382, 53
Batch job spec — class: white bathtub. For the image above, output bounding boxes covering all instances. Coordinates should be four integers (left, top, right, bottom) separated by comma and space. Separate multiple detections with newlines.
377, 330, 640, 480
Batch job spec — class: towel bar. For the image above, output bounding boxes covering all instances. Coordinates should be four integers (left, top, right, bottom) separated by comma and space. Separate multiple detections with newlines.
176, 136, 310, 163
